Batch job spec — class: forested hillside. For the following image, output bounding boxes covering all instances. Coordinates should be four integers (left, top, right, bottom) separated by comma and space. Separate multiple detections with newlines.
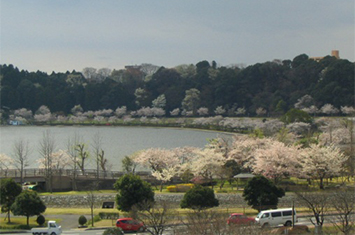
1, 54, 353, 117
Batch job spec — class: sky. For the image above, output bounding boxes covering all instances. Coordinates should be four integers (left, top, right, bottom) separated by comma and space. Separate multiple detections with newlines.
0, 0, 354, 73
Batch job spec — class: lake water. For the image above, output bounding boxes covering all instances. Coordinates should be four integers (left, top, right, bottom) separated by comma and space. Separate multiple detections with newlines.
0, 126, 231, 170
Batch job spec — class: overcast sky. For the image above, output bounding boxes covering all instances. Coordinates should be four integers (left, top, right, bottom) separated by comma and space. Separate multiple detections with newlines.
1, 0, 354, 73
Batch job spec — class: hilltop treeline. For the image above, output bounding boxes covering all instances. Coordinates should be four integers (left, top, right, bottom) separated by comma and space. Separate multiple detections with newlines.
1, 54, 353, 116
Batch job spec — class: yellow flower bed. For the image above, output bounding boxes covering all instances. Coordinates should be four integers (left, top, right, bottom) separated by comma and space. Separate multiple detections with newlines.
167, 183, 194, 192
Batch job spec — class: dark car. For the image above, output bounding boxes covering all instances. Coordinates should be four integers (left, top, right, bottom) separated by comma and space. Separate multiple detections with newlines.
116, 218, 145, 232
227, 213, 255, 225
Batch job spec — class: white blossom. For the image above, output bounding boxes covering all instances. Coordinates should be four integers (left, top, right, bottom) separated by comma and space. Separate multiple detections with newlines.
197, 107, 209, 116
286, 122, 311, 135
14, 108, 33, 119
115, 106, 127, 118
341, 106, 355, 115
170, 108, 180, 116
214, 106, 226, 115
256, 107, 267, 116
320, 104, 339, 115
0, 154, 14, 170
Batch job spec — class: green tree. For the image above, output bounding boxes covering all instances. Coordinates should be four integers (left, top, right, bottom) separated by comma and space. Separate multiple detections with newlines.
0, 178, 22, 223
121, 156, 137, 174
182, 88, 200, 116
11, 190, 46, 226
114, 174, 155, 212
243, 175, 285, 211
280, 108, 312, 124
180, 185, 219, 211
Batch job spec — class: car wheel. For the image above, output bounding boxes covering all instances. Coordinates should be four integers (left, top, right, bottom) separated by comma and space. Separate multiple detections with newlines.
262, 223, 269, 228
285, 221, 292, 227
50, 233, 57, 235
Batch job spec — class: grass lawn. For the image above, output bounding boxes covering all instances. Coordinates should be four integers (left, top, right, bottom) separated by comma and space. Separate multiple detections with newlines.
0, 217, 62, 230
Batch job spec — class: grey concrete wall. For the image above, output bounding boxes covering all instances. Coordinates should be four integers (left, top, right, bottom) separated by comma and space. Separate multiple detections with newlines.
40, 193, 300, 209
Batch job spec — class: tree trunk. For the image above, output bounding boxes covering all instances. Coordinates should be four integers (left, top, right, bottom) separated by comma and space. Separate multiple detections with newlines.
160, 181, 163, 192
319, 178, 324, 189
7, 211, 11, 223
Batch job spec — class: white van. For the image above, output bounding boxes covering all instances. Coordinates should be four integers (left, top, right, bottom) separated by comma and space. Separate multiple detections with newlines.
255, 208, 297, 227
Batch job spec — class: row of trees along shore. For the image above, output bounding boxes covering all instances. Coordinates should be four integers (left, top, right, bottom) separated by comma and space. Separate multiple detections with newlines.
1, 53, 354, 119
1, 115, 354, 193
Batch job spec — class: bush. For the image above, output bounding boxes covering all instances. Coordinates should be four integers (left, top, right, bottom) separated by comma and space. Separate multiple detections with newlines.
114, 174, 155, 212
167, 185, 177, 192
78, 215, 87, 226
36, 215, 45, 226
98, 212, 119, 219
180, 185, 219, 211
102, 227, 124, 235
243, 175, 285, 211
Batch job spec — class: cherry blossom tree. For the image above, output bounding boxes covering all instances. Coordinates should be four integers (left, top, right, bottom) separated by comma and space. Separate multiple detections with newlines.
319, 127, 350, 146
255, 107, 267, 116
188, 148, 226, 187
34, 105, 52, 123
257, 119, 284, 136
341, 106, 355, 116
252, 140, 300, 184
235, 107, 246, 116
300, 144, 345, 189
294, 95, 315, 109
115, 106, 127, 118
302, 105, 319, 116
227, 136, 273, 172
151, 107, 165, 117
286, 122, 311, 135
317, 118, 342, 145
197, 107, 209, 116
14, 108, 33, 120
71, 105, 83, 115
133, 148, 180, 191
214, 106, 226, 115
94, 109, 113, 117
0, 154, 13, 170
56, 115, 68, 122
170, 108, 180, 116
37, 150, 71, 170
320, 104, 339, 116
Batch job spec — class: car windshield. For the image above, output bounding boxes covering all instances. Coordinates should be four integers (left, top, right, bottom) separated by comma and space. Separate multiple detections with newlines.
256, 212, 262, 219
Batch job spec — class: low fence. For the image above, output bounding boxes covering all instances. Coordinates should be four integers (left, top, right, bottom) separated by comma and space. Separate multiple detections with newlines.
0, 168, 150, 180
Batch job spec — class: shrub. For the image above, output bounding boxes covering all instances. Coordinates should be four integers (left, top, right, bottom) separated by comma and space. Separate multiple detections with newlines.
102, 227, 124, 235
243, 175, 285, 211
114, 174, 155, 212
78, 215, 87, 226
167, 185, 177, 192
98, 212, 119, 219
36, 215, 45, 226
180, 185, 219, 211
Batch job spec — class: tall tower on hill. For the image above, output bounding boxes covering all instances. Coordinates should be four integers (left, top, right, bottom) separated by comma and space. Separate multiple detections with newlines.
331, 50, 340, 59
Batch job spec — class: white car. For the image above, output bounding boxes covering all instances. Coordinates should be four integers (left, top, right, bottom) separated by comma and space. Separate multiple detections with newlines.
255, 208, 297, 227
31, 220, 62, 235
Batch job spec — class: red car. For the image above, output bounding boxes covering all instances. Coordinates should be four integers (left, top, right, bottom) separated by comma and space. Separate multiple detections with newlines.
116, 218, 146, 232
227, 213, 254, 225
